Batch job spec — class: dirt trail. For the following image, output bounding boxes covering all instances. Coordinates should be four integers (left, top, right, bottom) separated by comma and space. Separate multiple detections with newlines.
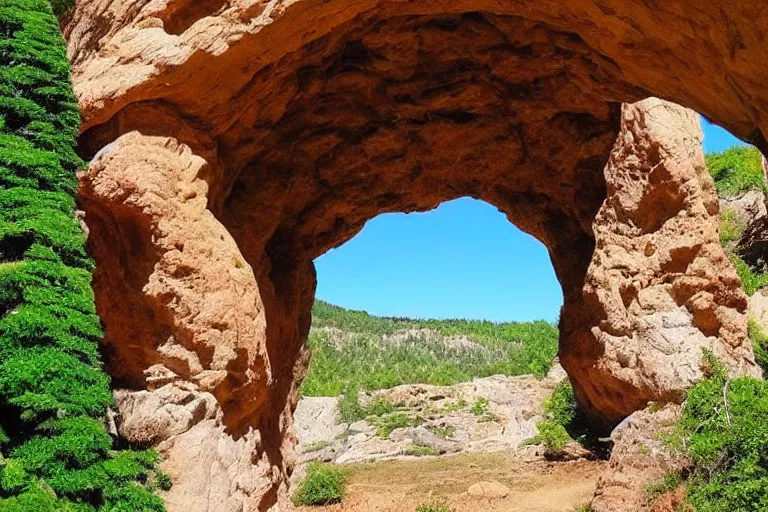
294, 451, 605, 512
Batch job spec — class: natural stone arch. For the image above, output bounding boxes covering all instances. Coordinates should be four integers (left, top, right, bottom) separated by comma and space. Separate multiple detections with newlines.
64, 1, 766, 510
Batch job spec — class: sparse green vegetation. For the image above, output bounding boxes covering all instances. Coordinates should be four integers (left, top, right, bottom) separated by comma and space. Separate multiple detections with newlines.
470, 397, 499, 423
719, 207, 747, 247
644, 472, 683, 505
0, 1, 164, 510
637, 443, 651, 455
707, 145, 768, 297
416, 503, 450, 512
729, 254, 768, 296
405, 444, 438, 457
369, 412, 422, 438
442, 399, 467, 413
748, 318, 768, 374
572, 504, 593, 512
304, 441, 333, 453
292, 461, 349, 506
532, 419, 571, 456
706, 145, 765, 197
302, 301, 559, 397
666, 350, 768, 511
152, 470, 173, 492
526, 380, 596, 457
427, 425, 455, 438
338, 387, 395, 424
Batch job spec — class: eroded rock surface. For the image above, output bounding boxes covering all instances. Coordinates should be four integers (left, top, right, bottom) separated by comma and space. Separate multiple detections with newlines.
566, 100, 759, 422
591, 404, 688, 512
293, 373, 559, 471
115, 383, 289, 512
65, 1, 766, 509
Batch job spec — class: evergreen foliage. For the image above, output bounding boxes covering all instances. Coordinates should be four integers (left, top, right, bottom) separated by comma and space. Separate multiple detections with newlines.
0, 1, 165, 510
304, 300, 559, 396
674, 351, 768, 511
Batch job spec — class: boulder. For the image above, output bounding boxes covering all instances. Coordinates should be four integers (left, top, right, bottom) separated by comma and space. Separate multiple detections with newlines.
467, 481, 511, 499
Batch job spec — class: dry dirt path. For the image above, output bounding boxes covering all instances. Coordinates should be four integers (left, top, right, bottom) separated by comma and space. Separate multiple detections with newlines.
294, 451, 605, 512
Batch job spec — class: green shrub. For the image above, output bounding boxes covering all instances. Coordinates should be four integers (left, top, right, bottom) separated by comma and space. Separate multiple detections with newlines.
292, 461, 349, 506
719, 207, 747, 248
427, 425, 455, 438
572, 504, 593, 512
404, 444, 438, 457
338, 386, 395, 424
152, 470, 173, 492
0, 2, 165, 510
416, 503, 450, 512
706, 145, 765, 197
533, 419, 571, 456
470, 397, 490, 416
544, 380, 577, 427
338, 386, 366, 424
730, 254, 768, 296
674, 350, 768, 511
369, 412, 422, 438
469, 397, 499, 423
304, 441, 332, 453
527, 380, 597, 456
748, 318, 768, 375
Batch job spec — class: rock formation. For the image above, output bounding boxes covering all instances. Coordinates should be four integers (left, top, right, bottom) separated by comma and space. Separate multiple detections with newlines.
62, 1, 766, 509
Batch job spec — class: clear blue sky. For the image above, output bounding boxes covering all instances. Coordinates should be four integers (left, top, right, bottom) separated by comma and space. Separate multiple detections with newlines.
314, 116, 747, 322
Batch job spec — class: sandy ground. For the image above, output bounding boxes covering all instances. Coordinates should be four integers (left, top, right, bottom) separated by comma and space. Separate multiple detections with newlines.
293, 451, 605, 512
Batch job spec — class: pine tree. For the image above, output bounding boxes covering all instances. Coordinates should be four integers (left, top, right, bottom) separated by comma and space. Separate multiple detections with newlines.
0, 1, 166, 509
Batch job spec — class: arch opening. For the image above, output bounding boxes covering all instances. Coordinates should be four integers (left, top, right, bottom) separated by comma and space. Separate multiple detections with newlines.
302, 197, 564, 396
313, 197, 563, 323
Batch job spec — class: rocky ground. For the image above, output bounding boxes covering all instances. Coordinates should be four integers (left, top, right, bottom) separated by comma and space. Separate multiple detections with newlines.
289, 359, 697, 512
293, 364, 575, 472
292, 453, 604, 512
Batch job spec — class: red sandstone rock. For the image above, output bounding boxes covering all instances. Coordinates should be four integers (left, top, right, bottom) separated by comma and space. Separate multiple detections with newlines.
65, 2, 766, 510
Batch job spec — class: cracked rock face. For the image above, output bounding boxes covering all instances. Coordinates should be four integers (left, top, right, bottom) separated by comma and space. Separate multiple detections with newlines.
64, 1, 766, 510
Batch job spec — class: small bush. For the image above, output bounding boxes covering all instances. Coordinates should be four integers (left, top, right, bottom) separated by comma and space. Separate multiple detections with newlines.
304, 440, 332, 453
292, 461, 349, 506
719, 207, 747, 248
572, 504, 593, 512
544, 380, 577, 427
338, 385, 366, 424
405, 444, 438, 457
369, 412, 422, 438
416, 503, 450, 512
427, 425, 455, 438
526, 380, 599, 456
532, 419, 571, 456
730, 254, 768, 296
748, 318, 768, 375
154, 470, 173, 491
